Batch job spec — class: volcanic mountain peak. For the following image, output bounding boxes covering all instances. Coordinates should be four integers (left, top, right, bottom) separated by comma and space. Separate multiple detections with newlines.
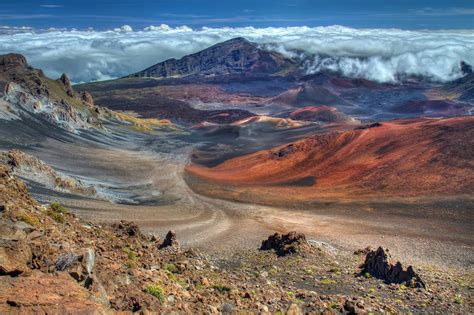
129, 37, 297, 79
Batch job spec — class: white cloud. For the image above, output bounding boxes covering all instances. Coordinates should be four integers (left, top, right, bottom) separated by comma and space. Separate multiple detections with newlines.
113, 25, 133, 33
0, 25, 472, 83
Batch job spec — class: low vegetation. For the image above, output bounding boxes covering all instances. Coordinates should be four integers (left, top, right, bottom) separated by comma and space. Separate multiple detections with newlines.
46, 202, 68, 223
143, 284, 165, 302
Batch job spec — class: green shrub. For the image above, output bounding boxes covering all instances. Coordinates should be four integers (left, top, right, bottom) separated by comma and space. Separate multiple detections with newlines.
144, 284, 165, 302
164, 263, 178, 273
50, 202, 68, 214
46, 202, 68, 223
454, 294, 463, 305
122, 247, 138, 269
17, 212, 39, 226
320, 279, 337, 285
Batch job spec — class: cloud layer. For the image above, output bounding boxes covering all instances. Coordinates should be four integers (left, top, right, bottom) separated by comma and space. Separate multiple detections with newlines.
0, 25, 473, 83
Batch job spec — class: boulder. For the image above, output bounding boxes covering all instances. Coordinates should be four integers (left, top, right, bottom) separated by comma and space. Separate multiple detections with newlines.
80, 91, 94, 106
260, 231, 311, 256
159, 230, 179, 249
361, 247, 425, 288
112, 220, 141, 238
55, 253, 81, 272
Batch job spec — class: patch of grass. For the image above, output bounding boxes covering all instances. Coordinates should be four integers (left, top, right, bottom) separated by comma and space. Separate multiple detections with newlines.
50, 202, 68, 214
46, 202, 68, 223
304, 267, 314, 275
454, 294, 463, 305
144, 284, 165, 302
320, 279, 337, 285
212, 284, 232, 293
329, 302, 340, 309
122, 247, 138, 269
16, 212, 39, 226
164, 263, 178, 273
114, 112, 174, 132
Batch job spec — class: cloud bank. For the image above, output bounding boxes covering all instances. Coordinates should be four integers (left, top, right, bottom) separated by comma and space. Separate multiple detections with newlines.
0, 25, 472, 83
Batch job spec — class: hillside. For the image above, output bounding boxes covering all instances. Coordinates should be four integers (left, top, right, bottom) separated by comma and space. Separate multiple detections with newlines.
186, 116, 474, 202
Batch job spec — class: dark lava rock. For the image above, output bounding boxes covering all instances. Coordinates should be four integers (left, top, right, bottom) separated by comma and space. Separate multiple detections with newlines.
55, 252, 81, 271
159, 230, 179, 249
361, 247, 425, 288
272, 144, 295, 158
460, 61, 473, 75
355, 122, 382, 130
112, 220, 142, 238
260, 231, 311, 256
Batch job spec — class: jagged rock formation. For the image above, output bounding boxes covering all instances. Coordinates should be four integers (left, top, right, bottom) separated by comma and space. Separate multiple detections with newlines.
129, 37, 297, 78
159, 230, 179, 249
0, 53, 104, 132
260, 231, 311, 256
361, 247, 425, 288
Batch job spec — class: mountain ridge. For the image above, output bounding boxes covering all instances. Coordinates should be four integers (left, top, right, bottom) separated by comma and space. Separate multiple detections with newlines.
128, 37, 298, 79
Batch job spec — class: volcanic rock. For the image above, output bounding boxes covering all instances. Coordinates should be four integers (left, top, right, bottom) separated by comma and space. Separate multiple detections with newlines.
271, 144, 295, 158
59, 73, 74, 97
55, 252, 81, 271
112, 220, 141, 238
0, 53, 28, 67
80, 91, 94, 106
361, 247, 425, 288
260, 231, 311, 256
460, 61, 473, 75
160, 230, 179, 249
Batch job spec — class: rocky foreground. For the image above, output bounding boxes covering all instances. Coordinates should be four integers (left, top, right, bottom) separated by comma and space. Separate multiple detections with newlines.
0, 158, 472, 314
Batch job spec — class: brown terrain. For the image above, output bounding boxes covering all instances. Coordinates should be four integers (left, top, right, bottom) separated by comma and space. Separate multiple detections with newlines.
186, 116, 474, 202
0, 163, 472, 313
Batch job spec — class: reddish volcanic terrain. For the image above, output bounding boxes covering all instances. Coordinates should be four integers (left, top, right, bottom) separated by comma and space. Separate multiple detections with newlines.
186, 116, 474, 203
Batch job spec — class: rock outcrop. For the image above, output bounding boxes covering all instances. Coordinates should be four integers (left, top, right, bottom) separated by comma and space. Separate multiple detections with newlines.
159, 230, 179, 249
0, 53, 104, 132
0, 53, 28, 68
260, 231, 311, 256
361, 247, 425, 288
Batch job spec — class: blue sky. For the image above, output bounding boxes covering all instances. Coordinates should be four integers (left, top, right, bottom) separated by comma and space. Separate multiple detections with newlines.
1, 0, 474, 30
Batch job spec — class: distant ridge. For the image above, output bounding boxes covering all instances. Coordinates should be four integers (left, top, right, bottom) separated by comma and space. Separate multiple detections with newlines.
128, 37, 297, 79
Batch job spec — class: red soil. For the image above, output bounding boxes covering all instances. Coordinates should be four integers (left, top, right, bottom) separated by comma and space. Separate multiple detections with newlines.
186, 116, 474, 201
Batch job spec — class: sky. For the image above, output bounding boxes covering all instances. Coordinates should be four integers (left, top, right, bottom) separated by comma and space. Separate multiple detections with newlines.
1, 0, 474, 30
0, 1, 473, 84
